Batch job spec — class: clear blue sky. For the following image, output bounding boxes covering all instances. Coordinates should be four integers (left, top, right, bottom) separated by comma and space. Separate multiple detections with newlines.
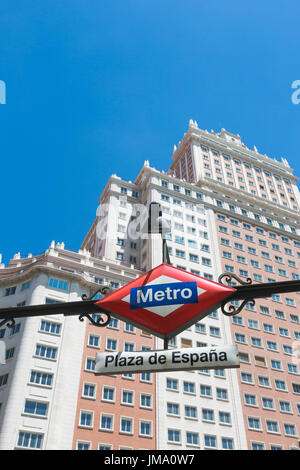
0, 1, 300, 265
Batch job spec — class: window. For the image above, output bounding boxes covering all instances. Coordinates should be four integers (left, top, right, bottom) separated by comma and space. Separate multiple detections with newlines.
167, 403, 180, 416
222, 438, 234, 450
40, 320, 61, 335
5, 347, 15, 360
4, 286, 16, 296
85, 358, 95, 371
121, 390, 134, 405
288, 363, 298, 374
267, 340, 278, 351
166, 378, 178, 391
48, 278, 68, 291
140, 372, 152, 383
283, 345, 293, 355
17, 432, 43, 449
251, 442, 265, 450
262, 397, 275, 410
200, 384, 212, 397
124, 322, 135, 334
0, 374, 9, 388
21, 281, 30, 291
108, 318, 119, 329
244, 394, 257, 406
77, 442, 91, 450
275, 379, 287, 391
266, 420, 279, 433
183, 381, 195, 394
219, 411, 231, 424
248, 417, 261, 430
279, 327, 290, 337
83, 383, 96, 398
202, 408, 214, 422
24, 400, 48, 417
102, 387, 115, 402
241, 372, 254, 384
255, 356, 266, 367
209, 326, 220, 337
30, 371, 53, 388
204, 435, 217, 448
100, 414, 113, 431
235, 333, 247, 344
79, 411, 93, 428
185, 405, 197, 419
186, 432, 199, 446
140, 394, 152, 409
286, 297, 296, 307
168, 429, 181, 443
251, 337, 262, 348
216, 388, 228, 400
140, 421, 152, 437
284, 424, 297, 436
35, 344, 57, 360
292, 383, 300, 394
232, 316, 243, 325
106, 338, 117, 351
248, 319, 259, 329
120, 417, 133, 434
279, 401, 291, 413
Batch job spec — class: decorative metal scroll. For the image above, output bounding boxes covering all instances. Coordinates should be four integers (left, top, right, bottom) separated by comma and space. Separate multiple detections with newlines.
0, 317, 16, 329
218, 272, 255, 316
79, 285, 112, 327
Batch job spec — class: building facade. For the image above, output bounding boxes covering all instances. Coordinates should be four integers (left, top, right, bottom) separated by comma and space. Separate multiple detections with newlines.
0, 122, 300, 449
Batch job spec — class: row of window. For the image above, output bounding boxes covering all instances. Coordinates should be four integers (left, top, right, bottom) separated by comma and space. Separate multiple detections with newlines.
218, 224, 300, 243
227, 266, 299, 283
0, 369, 54, 390
244, 392, 300, 415
79, 411, 153, 438
240, 372, 300, 394
166, 430, 234, 449
221, 244, 298, 267
233, 306, 300, 325
247, 416, 298, 437
218, 214, 299, 242
230, 293, 298, 309
2, 281, 30, 297
200, 146, 293, 187
166, 403, 231, 424
239, 352, 299, 375
234, 326, 299, 342
214, 183, 298, 212
168, 250, 212, 266
119, 186, 139, 198
166, 378, 229, 400
82, 383, 152, 408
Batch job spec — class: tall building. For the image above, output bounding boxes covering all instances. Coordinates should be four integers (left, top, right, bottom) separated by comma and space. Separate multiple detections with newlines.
0, 122, 300, 450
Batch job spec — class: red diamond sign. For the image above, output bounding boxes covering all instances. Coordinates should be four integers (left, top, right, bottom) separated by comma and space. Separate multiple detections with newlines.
96, 264, 236, 339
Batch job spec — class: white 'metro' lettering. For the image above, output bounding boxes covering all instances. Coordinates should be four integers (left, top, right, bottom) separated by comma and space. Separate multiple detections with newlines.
136, 286, 193, 304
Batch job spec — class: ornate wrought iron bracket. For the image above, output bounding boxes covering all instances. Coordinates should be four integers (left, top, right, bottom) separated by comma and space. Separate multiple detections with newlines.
0, 317, 16, 329
221, 298, 256, 317
218, 272, 252, 287
78, 285, 113, 327
218, 272, 255, 316
218, 272, 300, 317
78, 312, 111, 327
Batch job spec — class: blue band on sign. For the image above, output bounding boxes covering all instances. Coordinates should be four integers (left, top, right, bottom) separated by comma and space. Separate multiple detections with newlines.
130, 282, 198, 309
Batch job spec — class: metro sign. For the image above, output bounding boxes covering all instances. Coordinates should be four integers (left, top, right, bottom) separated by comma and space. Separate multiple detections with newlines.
96, 264, 236, 339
